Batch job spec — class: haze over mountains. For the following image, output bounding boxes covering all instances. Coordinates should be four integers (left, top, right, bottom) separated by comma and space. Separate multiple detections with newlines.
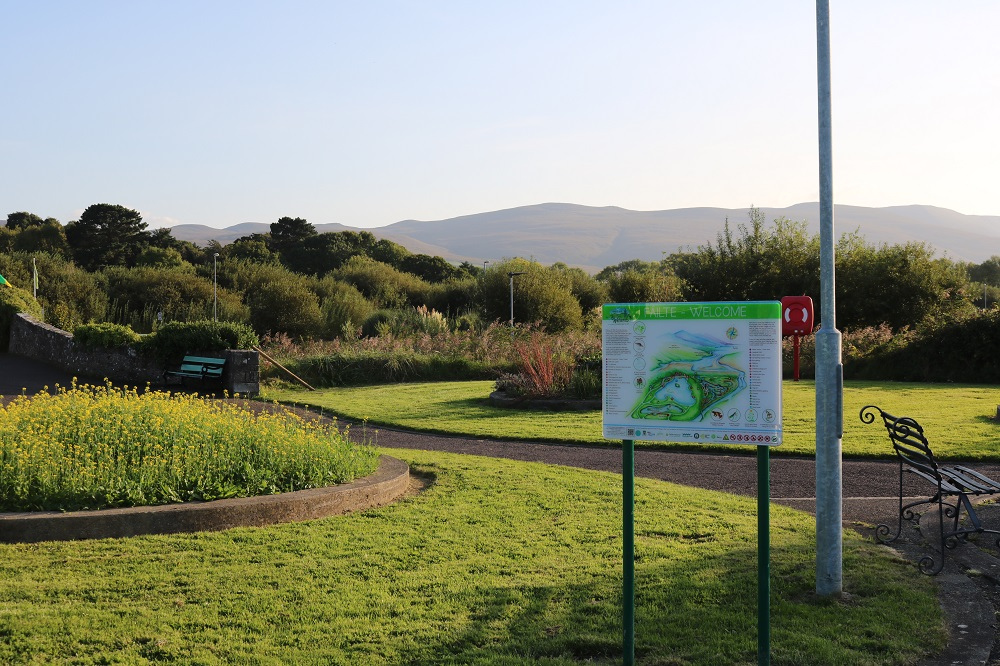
169, 203, 1000, 272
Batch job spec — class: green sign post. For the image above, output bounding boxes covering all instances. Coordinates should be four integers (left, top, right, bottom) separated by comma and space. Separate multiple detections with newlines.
602, 301, 783, 666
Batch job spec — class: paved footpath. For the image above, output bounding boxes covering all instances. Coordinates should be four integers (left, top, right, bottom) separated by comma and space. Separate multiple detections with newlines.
3, 352, 999, 664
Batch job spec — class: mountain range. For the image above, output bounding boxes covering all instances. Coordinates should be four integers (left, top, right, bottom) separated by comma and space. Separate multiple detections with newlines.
168, 202, 1000, 272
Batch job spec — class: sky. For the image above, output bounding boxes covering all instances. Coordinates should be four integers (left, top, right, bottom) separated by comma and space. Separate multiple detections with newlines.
2, 1, 999, 230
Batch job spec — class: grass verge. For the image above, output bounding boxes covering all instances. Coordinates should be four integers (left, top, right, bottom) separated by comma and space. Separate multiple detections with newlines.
265, 380, 1000, 459
0, 449, 942, 664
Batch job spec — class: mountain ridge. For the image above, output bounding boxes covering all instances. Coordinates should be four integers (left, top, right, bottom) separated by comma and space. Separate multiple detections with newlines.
167, 202, 1000, 271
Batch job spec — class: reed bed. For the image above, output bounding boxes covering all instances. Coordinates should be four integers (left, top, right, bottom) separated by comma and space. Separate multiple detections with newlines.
0, 383, 378, 511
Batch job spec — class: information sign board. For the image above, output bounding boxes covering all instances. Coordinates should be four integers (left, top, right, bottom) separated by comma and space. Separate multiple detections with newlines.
602, 301, 783, 446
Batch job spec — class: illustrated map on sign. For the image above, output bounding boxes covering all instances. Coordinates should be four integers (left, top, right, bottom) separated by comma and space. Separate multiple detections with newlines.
629, 329, 746, 422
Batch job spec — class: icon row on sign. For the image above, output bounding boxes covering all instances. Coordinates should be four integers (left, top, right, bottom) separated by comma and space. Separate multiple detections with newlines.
724, 434, 775, 443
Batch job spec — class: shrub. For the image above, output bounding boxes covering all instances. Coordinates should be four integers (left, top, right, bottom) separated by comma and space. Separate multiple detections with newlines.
312, 277, 375, 339
0, 285, 43, 351
495, 335, 575, 398
142, 320, 259, 364
225, 261, 323, 338
74, 322, 141, 349
480, 260, 583, 332
99, 265, 247, 332
360, 306, 449, 338
0, 251, 107, 331
277, 349, 497, 387
845, 309, 1000, 382
334, 256, 433, 308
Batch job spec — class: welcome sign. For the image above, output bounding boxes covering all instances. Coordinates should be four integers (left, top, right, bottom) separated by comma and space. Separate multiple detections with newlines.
602, 301, 783, 446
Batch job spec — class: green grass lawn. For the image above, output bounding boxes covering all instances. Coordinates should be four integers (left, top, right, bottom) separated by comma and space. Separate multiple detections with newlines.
266, 380, 1000, 460
0, 449, 942, 665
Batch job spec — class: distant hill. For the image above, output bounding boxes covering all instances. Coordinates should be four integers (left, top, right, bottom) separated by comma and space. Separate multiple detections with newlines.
168, 202, 1000, 271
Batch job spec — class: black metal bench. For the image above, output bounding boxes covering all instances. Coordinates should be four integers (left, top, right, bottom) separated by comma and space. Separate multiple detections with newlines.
860, 405, 1000, 574
163, 355, 226, 389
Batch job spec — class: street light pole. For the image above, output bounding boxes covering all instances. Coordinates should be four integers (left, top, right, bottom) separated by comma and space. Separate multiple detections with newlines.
483, 260, 489, 272
508, 271, 526, 327
213, 253, 220, 322
815, 0, 843, 597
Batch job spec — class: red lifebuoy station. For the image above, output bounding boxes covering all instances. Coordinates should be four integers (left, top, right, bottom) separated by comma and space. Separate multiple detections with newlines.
781, 295, 814, 381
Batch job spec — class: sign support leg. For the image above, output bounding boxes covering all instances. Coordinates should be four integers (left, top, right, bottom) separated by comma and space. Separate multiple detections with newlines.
623, 439, 635, 666
758, 445, 771, 666
793, 334, 801, 381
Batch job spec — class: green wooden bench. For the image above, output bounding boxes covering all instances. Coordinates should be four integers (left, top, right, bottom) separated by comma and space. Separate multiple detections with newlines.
163, 355, 226, 388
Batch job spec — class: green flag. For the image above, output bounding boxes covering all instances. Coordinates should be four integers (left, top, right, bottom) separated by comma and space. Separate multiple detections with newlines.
0, 273, 10, 287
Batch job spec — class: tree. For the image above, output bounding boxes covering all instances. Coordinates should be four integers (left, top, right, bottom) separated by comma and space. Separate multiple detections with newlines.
5, 212, 45, 230
13, 218, 70, 258
969, 256, 1000, 287
65, 204, 149, 271
269, 216, 316, 252
400, 254, 461, 282
666, 207, 820, 303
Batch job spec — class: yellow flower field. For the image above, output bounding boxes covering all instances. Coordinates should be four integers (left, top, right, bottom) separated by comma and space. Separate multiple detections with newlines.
0, 383, 378, 511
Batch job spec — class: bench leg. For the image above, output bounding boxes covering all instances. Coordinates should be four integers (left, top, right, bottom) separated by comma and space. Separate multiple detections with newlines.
914, 495, 953, 575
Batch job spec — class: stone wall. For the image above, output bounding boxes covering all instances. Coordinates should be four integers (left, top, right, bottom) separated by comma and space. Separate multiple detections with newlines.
8, 314, 259, 395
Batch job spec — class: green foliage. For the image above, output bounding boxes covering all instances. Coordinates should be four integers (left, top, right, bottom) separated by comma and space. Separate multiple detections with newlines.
143, 320, 259, 364
269, 216, 316, 252
227, 235, 279, 264
0, 285, 42, 351
5, 211, 44, 230
567, 365, 602, 399
553, 263, 609, 313
667, 208, 819, 304
333, 255, 432, 308
0, 252, 107, 331
667, 208, 975, 331
223, 260, 324, 337
968, 255, 1000, 286
836, 232, 974, 330
100, 265, 247, 332
12, 219, 69, 258
846, 309, 1000, 382
480, 259, 583, 331
277, 349, 496, 387
65, 203, 149, 271
360, 306, 449, 338
135, 246, 185, 268
398, 253, 461, 282
603, 267, 683, 304
73, 322, 142, 349
311, 277, 375, 339
425, 276, 479, 317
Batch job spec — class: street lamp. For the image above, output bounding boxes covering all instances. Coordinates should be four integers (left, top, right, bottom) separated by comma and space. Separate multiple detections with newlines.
483, 260, 489, 272
213, 253, 220, 322
508, 271, 526, 327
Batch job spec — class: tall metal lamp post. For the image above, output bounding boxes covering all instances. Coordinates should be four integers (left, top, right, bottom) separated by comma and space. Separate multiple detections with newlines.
815, 0, 844, 597
483, 260, 489, 272
213, 253, 220, 322
508, 271, 526, 327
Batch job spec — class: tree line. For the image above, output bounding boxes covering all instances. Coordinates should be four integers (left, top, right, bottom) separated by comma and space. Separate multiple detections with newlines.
2, 204, 997, 340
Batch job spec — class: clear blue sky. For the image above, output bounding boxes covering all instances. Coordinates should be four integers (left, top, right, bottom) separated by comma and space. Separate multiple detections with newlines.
2, 1, 998, 229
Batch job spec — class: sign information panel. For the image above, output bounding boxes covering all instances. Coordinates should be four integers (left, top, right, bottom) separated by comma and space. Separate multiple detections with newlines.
603, 301, 783, 446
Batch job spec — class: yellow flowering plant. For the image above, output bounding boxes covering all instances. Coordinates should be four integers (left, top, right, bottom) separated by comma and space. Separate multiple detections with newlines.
0, 382, 378, 511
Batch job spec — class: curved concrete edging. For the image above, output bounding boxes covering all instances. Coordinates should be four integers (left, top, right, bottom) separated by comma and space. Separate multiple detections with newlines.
0, 455, 409, 543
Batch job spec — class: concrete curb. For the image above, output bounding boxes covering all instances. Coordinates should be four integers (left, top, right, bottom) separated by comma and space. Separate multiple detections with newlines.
0, 455, 409, 543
